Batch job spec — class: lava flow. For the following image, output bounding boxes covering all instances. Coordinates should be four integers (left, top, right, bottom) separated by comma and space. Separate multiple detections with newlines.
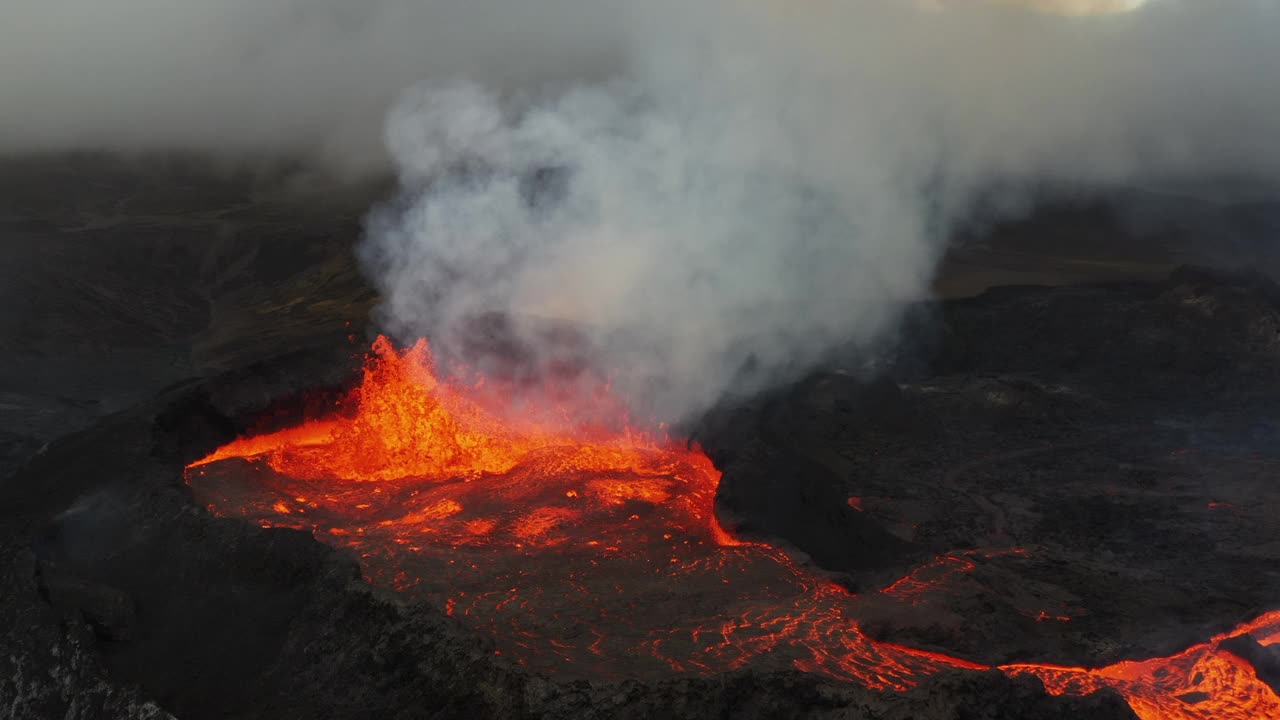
186, 336, 1280, 719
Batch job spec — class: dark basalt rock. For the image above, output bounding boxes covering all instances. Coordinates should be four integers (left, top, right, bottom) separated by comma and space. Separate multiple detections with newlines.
7, 157, 1276, 719
704, 376, 925, 584
699, 267, 1280, 667
932, 265, 1280, 399
1219, 636, 1280, 697
1, 344, 1136, 720
7, 264, 1280, 719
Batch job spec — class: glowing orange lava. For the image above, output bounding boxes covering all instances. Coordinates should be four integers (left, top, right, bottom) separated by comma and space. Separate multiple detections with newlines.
186, 337, 1280, 719
1001, 611, 1280, 720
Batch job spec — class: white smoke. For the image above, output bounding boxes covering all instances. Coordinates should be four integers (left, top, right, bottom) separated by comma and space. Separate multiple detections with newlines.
363, 77, 933, 418
3, 0, 1278, 420
361, 0, 1280, 421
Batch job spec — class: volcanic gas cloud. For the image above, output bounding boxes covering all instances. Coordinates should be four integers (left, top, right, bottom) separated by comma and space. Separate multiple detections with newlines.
187, 337, 1280, 720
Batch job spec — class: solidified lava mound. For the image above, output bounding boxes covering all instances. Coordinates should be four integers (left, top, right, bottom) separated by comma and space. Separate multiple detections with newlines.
7, 267, 1280, 720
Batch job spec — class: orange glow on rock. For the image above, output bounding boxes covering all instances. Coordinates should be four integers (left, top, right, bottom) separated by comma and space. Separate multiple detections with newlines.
186, 337, 1280, 718
1003, 610, 1280, 720
189, 336, 673, 484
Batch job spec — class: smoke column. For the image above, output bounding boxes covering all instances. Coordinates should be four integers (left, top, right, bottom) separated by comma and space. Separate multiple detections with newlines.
361, 0, 1280, 421
3, 0, 1278, 420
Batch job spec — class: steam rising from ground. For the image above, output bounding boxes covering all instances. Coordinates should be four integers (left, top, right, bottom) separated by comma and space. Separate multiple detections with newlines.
4, 0, 1278, 420
363, 0, 1280, 420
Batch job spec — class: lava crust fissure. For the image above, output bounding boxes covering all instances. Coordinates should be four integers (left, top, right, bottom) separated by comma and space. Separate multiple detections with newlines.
9, 269, 1280, 720
2, 380, 1136, 720
184, 269, 1280, 720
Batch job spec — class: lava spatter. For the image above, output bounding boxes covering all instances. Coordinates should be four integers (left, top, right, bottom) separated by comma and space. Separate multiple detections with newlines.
186, 336, 1280, 719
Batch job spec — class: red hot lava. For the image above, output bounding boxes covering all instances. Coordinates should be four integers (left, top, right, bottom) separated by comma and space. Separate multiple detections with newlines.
186, 337, 1280, 720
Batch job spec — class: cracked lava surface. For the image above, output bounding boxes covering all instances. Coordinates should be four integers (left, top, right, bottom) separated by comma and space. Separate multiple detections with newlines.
185, 337, 1280, 720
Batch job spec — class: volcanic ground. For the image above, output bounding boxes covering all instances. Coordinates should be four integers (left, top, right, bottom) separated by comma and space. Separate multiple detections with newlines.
5, 157, 1280, 720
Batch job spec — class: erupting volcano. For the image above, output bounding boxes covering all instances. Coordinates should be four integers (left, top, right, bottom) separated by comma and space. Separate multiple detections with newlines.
186, 337, 1280, 720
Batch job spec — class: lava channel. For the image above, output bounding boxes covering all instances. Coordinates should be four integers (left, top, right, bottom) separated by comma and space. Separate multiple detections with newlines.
186, 336, 1280, 719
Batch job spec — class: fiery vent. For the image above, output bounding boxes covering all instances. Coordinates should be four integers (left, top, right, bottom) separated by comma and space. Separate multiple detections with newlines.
187, 337, 1280, 719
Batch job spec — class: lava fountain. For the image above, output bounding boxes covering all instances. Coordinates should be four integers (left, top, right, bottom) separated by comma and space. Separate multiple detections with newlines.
186, 336, 1280, 719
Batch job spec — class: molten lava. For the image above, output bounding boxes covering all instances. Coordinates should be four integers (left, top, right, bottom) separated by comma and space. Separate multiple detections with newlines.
187, 337, 1280, 719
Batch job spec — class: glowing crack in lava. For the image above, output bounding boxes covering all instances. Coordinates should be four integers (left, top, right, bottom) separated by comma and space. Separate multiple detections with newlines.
186, 337, 1280, 719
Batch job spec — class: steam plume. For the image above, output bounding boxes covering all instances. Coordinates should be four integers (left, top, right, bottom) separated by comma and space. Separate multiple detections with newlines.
362, 0, 1280, 420
4, 1, 1278, 419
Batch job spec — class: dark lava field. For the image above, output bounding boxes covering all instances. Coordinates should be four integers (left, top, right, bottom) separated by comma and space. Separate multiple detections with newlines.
5, 155, 1280, 720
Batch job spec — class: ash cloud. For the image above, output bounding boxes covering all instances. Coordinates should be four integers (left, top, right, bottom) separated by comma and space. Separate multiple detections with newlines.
5, 1, 1279, 420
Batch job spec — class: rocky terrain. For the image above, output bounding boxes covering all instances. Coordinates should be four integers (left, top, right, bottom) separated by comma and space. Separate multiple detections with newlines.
708, 266, 1280, 669
4, 155, 1280, 719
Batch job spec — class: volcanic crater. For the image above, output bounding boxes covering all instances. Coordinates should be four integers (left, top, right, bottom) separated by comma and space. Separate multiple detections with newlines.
7, 157, 1280, 720
9, 252, 1280, 719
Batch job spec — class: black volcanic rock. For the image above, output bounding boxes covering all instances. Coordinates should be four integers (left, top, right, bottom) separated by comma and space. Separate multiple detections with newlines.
704, 376, 924, 582
7, 266, 1280, 718
697, 267, 1280, 668
1, 154, 1273, 720
1219, 636, 1280, 697
933, 266, 1280, 398
0, 346, 1138, 720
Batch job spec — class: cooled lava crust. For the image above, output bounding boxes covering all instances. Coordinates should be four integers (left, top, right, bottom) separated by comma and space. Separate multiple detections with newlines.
7, 267, 1280, 720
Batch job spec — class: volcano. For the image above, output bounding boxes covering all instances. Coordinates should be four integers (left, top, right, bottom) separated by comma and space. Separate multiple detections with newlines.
11, 265, 1280, 720
8, 159, 1280, 720
178, 324, 1280, 720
